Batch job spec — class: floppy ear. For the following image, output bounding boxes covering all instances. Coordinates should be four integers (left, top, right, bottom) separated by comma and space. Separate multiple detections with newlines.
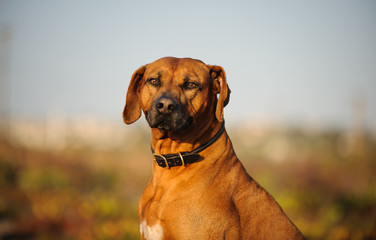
208, 65, 231, 122
123, 65, 146, 124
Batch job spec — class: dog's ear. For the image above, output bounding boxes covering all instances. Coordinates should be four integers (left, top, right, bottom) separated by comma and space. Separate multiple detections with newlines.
123, 65, 146, 124
208, 65, 231, 122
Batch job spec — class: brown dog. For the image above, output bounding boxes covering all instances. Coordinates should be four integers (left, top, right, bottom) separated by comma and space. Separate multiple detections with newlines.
123, 57, 305, 240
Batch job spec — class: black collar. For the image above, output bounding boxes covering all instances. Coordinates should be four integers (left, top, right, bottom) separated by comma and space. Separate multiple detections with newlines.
151, 121, 225, 169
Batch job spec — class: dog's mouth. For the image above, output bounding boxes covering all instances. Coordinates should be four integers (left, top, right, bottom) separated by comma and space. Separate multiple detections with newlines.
145, 110, 193, 133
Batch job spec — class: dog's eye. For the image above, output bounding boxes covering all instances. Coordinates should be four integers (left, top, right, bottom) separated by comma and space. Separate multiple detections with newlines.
147, 78, 160, 86
184, 82, 198, 89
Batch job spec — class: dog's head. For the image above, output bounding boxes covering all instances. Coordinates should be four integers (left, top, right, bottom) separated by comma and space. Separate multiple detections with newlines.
123, 57, 230, 135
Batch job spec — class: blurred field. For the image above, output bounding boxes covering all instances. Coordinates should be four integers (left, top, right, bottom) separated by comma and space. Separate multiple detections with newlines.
0, 118, 375, 240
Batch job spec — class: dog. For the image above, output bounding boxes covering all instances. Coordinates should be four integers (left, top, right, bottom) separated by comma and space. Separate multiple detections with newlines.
123, 57, 305, 240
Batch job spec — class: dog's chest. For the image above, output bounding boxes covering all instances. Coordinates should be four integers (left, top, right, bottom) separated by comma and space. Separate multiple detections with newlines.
140, 220, 163, 240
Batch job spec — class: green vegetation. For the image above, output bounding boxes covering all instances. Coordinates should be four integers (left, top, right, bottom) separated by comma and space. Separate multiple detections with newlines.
0, 125, 375, 239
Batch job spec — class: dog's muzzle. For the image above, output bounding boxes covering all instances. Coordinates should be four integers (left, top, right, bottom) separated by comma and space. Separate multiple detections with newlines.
146, 96, 192, 132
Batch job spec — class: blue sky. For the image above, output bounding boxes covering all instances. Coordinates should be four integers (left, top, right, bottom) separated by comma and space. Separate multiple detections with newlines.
0, 0, 375, 130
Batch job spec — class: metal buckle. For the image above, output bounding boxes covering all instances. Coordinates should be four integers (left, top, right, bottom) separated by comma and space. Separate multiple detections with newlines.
153, 153, 169, 169
178, 152, 185, 166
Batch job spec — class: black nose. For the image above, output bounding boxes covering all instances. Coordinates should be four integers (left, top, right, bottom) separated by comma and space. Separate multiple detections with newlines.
155, 96, 177, 114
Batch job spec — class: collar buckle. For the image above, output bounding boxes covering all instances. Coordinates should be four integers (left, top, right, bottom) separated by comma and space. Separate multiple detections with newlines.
153, 153, 170, 169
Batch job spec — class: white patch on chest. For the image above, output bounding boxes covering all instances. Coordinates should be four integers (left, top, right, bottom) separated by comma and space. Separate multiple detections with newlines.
140, 220, 164, 240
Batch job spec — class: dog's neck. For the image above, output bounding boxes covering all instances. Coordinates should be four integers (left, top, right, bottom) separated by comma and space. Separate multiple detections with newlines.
150, 120, 224, 155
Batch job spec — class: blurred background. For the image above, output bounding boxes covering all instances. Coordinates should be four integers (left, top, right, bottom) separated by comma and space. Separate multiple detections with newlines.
0, 0, 375, 239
